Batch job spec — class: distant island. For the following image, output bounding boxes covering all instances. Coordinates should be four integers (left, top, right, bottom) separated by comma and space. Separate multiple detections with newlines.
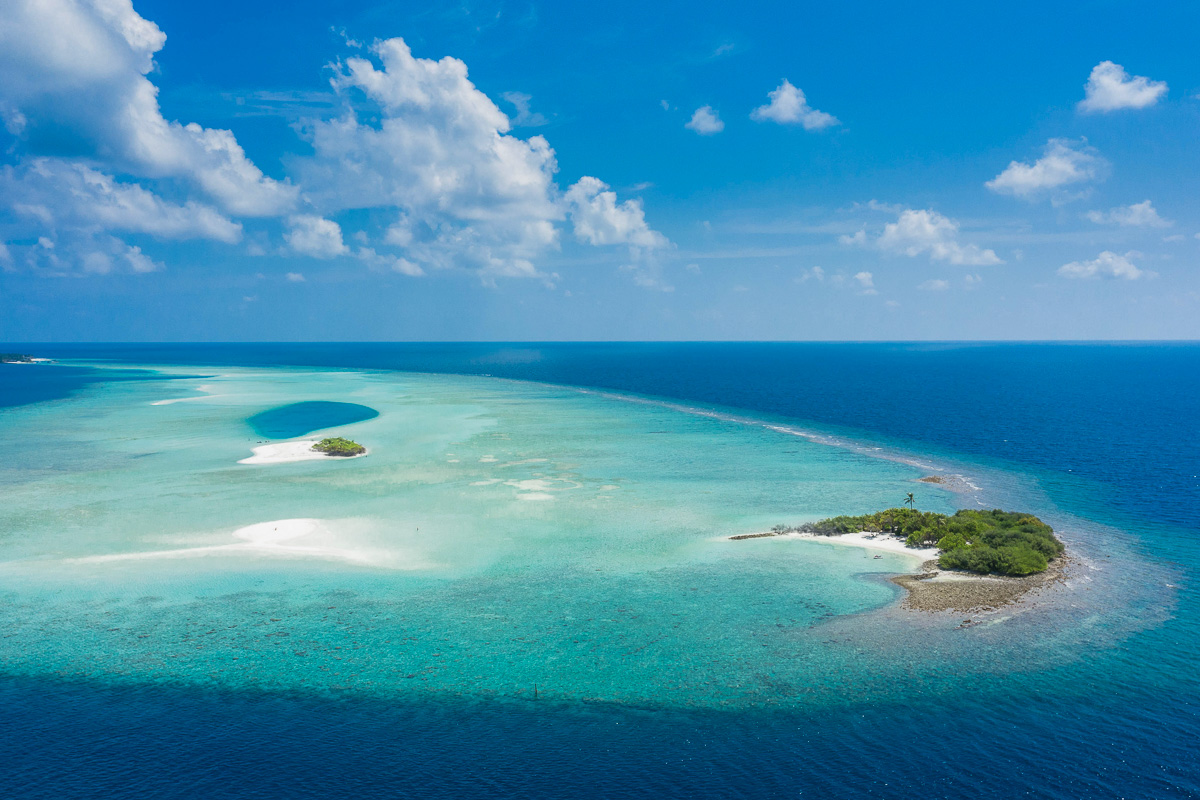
733, 506, 1068, 612
1, 353, 34, 363
312, 437, 366, 457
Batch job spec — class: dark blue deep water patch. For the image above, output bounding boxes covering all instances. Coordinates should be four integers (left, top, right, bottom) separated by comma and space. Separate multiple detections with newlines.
247, 400, 379, 439
0, 362, 191, 410
1, 677, 1196, 799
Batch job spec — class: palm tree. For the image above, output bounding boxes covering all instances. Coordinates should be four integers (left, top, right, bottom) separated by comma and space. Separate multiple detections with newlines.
904, 493, 915, 510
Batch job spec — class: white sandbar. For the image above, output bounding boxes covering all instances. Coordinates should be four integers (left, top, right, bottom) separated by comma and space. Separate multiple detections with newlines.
69, 519, 412, 568
238, 440, 367, 465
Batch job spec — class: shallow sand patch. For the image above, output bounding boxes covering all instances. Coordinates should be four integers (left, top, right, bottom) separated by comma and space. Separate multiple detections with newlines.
151, 384, 219, 405
69, 519, 421, 569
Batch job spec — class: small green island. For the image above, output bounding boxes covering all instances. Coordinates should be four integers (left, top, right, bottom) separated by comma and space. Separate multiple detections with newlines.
311, 437, 366, 457
736, 506, 1069, 613
777, 507, 1064, 576
0, 353, 35, 363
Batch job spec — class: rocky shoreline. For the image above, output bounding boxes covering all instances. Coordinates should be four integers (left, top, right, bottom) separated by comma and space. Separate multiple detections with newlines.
892, 555, 1070, 613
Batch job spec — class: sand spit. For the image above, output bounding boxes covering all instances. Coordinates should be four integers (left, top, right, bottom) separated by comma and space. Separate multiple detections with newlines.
238, 440, 368, 465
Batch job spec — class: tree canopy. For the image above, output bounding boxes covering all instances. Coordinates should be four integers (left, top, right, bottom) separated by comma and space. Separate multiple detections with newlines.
312, 437, 366, 457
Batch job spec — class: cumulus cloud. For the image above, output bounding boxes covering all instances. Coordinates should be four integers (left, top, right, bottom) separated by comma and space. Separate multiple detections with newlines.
285, 215, 349, 259
854, 271, 877, 294
1, 11, 667, 286
1078, 61, 1167, 113
986, 139, 1107, 201
0, 0, 296, 216
1084, 200, 1171, 228
919, 279, 950, 291
564, 177, 667, 249
12, 228, 160, 275
842, 207, 1003, 266
298, 38, 666, 283
3, 159, 242, 242
1058, 250, 1145, 280
750, 80, 838, 130
285, 272, 305, 282
685, 105, 724, 135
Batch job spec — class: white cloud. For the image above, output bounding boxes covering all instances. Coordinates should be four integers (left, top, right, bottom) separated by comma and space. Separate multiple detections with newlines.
1084, 200, 1171, 228
299, 38, 564, 280
564, 177, 667, 248
854, 271, 877, 294
986, 139, 1106, 201
1058, 250, 1145, 280
298, 38, 665, 283
3, 159, 242, 242
285, 272, 305, 282
0, 0, 296, 216
502, 91, 548, 127
355, 246, 424, 277
1078, 61, 1167, 113
685, 105, 724, 135
750, 80, 838, 130
964, 273, 982, 288
843, 207, 1003, 266
797, 265, 825, 282
919, 279, 950, 291
13, 229, 160, 275
285, 215, 348, 259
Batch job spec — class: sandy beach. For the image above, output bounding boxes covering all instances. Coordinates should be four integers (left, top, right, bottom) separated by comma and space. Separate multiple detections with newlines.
238, 440, 368, 465
729, 529, 938, 562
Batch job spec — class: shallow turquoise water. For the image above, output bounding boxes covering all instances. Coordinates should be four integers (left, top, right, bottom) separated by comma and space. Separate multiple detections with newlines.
0, 364, 1171, 714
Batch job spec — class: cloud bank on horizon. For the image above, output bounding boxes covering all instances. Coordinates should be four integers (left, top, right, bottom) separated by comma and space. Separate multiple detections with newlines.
0, 0, 1194, 340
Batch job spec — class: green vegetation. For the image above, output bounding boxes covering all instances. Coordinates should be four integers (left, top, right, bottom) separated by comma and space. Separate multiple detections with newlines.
0, 353, 33, 363
773, 507, 1064, 577
311, 437, 366, 457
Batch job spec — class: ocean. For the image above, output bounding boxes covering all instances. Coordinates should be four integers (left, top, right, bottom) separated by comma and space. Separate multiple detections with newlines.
0, 342, 1196, 798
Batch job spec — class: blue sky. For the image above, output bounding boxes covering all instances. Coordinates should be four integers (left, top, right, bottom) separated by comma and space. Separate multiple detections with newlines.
2, 0, 1199, 341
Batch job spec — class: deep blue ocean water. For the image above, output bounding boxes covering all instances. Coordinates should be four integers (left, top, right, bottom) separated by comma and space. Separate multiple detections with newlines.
247, 400, 380, 439
2, 342, 1198, 798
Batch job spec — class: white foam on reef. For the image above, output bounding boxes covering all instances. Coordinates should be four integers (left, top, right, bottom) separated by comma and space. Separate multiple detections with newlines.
69, 519, 421, 568
238, 440, 367, 465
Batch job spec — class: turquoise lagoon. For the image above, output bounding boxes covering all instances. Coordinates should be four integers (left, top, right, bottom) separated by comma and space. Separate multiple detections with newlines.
0, 362, 1171, 713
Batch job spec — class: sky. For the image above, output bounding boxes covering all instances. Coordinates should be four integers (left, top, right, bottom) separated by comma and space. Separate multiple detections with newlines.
2, 0, 1199, 342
